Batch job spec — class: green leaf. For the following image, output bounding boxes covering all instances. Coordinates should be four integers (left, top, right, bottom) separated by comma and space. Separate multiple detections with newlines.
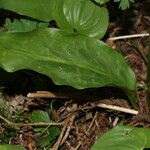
4, 19, 48, 33
29, 110, 60, 148
29, 110, 50, 132
53, 0, 109, 39
0, 145, 26, 150
29, 110, 50, 123
38, 127, 60, 148
123, 90, 136, 108
91, 125, 150, 150
0, 0, 53, 21
94, 0, 110, 4
0, 27, 3, 33
114, 0, 135, 10
0, 28, 136, 99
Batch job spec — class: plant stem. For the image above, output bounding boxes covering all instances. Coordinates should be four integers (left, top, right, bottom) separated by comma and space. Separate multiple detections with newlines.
0, 114, 64, 127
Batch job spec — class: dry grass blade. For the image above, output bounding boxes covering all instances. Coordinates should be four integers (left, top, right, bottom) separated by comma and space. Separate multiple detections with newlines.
50, 116, 73, 150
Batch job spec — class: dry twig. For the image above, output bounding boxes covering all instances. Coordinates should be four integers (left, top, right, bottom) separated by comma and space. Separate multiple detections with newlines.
65, 141, 74, 150
86, 112, 98, 133
51, 116, 72, 150
74, 142, 82, 150
98, 103, 138, 115
0, 115, 64, 127
27, 91, 67, 99
108, 33, 149, 41
60, 115, 76, 146
113, 116, 119, 127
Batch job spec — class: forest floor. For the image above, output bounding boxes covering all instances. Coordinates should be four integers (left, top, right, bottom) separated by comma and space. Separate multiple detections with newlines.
0, 0, 150, 150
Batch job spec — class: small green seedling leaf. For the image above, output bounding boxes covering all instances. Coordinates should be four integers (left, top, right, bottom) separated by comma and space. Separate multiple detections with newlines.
4, 19, 48, 33
29, 110, 60, 148
37, 127, 60, 148
53, 0, 109, 39
29, 110, 50, 123
0, 144, 26, 150
0, 28, 136, 104
0, 0, 53, 21
91, 125, 150, 150
114, 0, 135, 10
29, 110, 50, 132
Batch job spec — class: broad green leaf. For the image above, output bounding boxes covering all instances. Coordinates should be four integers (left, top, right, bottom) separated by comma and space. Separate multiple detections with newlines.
29, 110, 50, 132
91, 125, 150, 150
53, 0, 108, 39
4, 19, 48, 33
0, 0, 53, 21
0, 28, 136, 96
0, 144, 26, 150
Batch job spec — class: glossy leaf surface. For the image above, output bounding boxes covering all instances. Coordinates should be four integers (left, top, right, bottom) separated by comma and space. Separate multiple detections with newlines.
0, 0, 53, 21
0, 28, 136, 92
53, 0, 108, 39
91, 125, 150, 150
